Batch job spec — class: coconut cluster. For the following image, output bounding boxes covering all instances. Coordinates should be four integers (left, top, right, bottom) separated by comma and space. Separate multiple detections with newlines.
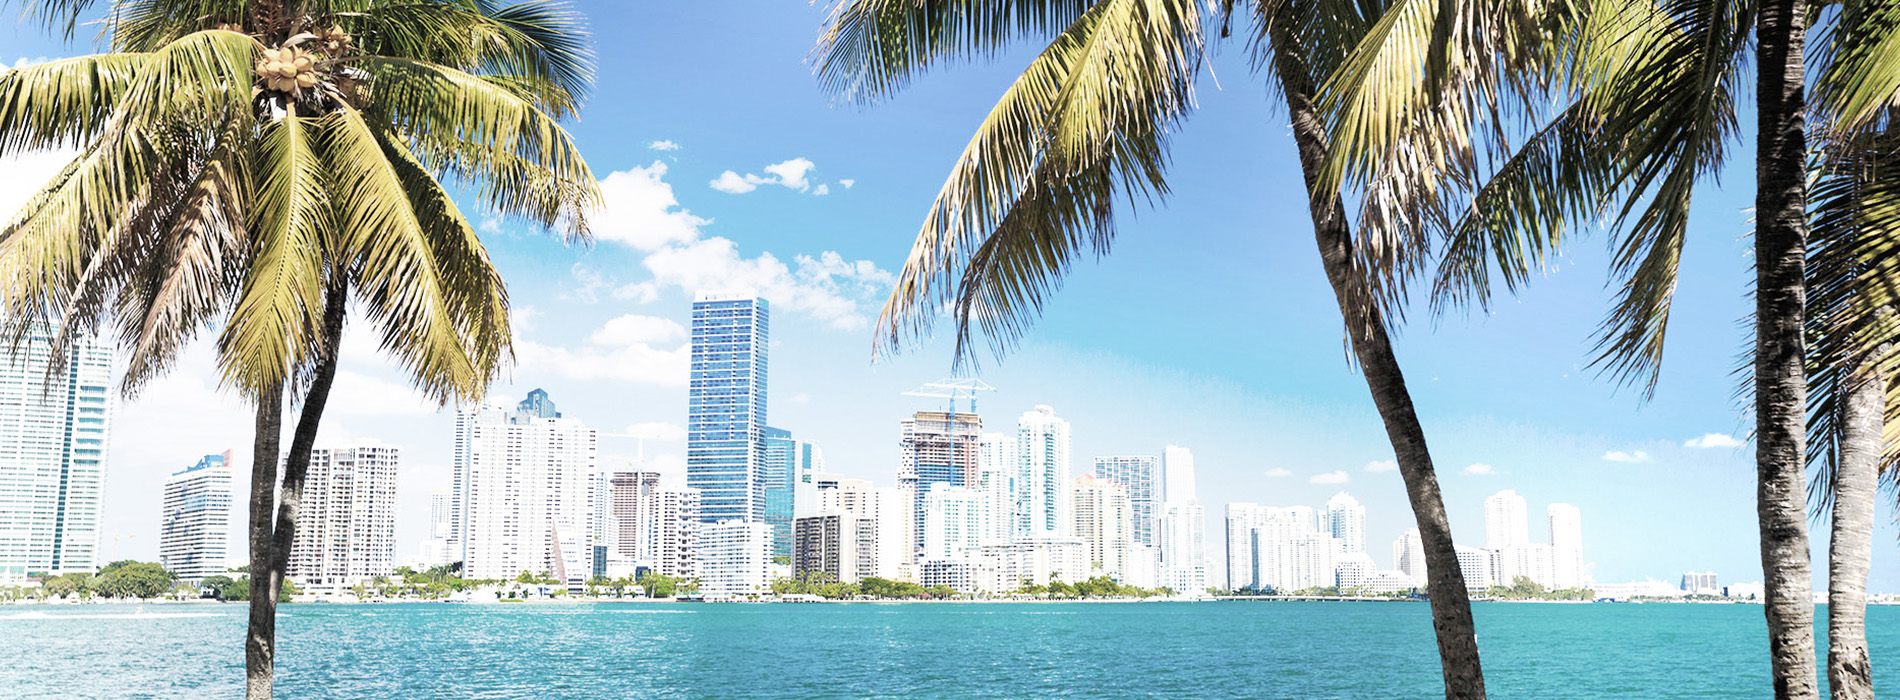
255, 47, 319, 95
315, 26, 350, 55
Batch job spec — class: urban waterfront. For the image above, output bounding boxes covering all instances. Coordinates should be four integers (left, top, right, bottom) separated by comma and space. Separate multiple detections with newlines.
6, 601, 1896, 699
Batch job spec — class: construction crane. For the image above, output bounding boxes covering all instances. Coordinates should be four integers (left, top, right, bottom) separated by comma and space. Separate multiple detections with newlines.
902, 377, 997, 416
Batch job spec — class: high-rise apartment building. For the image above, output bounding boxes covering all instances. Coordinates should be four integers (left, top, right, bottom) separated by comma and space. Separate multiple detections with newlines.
288, 446, 399, 593
1456, 545, 1497, 589
1393, 528, 1427, 586
900, 411, 982, 552
1015, 406, 1071, 537
1323, 492, 1366, 555
1547, 503, 1583, 589
762, 427, 822, 561
1244, 506, 1334, 592
698, 520, 770, 596
416, 491, 455, 570
1094, 455, 1159, 546
1156, 445, 1206, 595
793, 511, 879, 584
816, 476, 912, 581
1682, 571, 1719, 594
1484, 490, 1530, 549
654, 489, 700, 579
0, 327, 111, 583
687, 294, 769, 525
454, 390, 597, 587
159, 452, 234, 583
978, 434, 1017, 544
921, 484, 990, 560
1225, 503, 1273, 591
1071, 475, 1134, 579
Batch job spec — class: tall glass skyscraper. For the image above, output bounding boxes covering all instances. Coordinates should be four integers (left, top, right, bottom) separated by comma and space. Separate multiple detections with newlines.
0, 327, 111, 584
763, 426, 822, 561
160, 452, 234, 584
688, 294, 769, 524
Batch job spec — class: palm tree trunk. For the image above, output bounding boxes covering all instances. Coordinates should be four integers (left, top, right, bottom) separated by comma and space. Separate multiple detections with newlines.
242, 275, 348, 700
1755, 0, 1819, 696
244, 382, 283, 700
1827, 361, 1880, 700
1271, 34, 1486, 700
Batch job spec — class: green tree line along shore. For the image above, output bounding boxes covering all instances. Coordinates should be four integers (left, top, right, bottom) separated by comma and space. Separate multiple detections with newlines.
5, 1, 1900, 699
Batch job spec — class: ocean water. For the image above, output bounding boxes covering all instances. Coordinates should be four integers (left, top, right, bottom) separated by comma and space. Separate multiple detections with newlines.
3, 601, 1894, 699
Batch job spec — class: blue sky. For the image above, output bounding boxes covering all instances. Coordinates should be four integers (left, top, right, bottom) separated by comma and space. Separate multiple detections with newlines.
5, 2, 1893, 590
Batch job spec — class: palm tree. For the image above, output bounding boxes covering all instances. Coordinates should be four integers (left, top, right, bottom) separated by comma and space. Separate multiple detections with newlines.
1316, 0, 1900, 695
814, 2, 1492, 696
0, 1, 598, 697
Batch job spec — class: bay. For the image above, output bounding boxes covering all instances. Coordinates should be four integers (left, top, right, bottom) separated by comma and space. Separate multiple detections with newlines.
3, 601, 1893, 698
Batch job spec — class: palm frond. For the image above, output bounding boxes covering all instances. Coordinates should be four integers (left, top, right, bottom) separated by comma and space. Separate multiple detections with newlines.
870, 0, 1203, 363
0, 54, 148, 155
1814, 0, 1900, 135
815, 0, 1094, 104
358, 56, 598, 239
219, 110, 329, 398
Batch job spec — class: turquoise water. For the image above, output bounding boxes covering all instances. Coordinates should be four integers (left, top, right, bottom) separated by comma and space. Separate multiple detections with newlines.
3, 601, 1894, 698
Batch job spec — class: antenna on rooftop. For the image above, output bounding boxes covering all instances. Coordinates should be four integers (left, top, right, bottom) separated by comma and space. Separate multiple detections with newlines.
902, 377, 997, 416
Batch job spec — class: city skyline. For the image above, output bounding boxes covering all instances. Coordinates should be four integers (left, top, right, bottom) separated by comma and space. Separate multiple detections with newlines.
6, 3, 1897, 593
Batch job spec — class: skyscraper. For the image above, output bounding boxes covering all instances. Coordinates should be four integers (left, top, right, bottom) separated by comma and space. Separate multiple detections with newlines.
454, 390, 598, 587
816, 476, 912, 581
1224, 503, 1273, 591
1548, 503, 1584, 589
1094, 455, 1159, 546
921, 484, 990, 561
1157, 445, 1206, 595
1393, 528, 1427, 586
763, 427, 823, 561
598, 471, 661, 577
1323, 492, 1366, 555
794, 512, 879, 584
899, 411, 982, 553
1243, 506, 1333, 592
288, 446, 399, 594
698, 520, 771, 596
0, 327, 111, 584
1483, 490, 1529, 549
1015, 406, 1071, 537
978, 433, 1017, 543
688, 293, 770, 525
160, 452, 234, 584
416, 491, 454, 569
1071, 475, 1134, 579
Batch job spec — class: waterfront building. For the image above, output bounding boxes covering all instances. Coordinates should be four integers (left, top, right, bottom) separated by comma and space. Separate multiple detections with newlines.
1548, 503, 1584, 589
1225, 503, 1274, 591
0, 326, 111, 584
763, 427, 823, 561
698, 520, 770, 596
816, 476, 913, 581
1247, 507, 1334, 592
919, 557, 996, 594
1015, 406, 1072, 537
1334, 554, 1377, 590
971, 537, 1088, 592
899, 411, 982, 552
288, 446, 399, 594
1363, 570, 1417, 594
1594, 579, 1688, 600
793, 511, 879, 584
1070, 475, 1133, 579
921, 484, 990, 561
415, 491, 454, 569
1494, 542, 1555, 588
1392, 528, 1426, 586
1455, 545, 1497, 590
1682, 571, 1719, 594
1322, 492, 1366, 555
1483, 490, 1530, 549
654, 489, 700, 579
1156, 445, 1206, 594
1093, 455, 1159, 546
159, 452, 234, 584
978, 435, 1017, 544
688, 293, 769, 525
454, 390, 597, 587
596, 471, 660, 578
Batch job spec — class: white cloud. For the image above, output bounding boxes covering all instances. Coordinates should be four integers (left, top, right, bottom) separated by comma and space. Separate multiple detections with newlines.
1262, 468, 1292, 478
510, 306, 540, 334
1309, 470, 1350, 484
590, 162, 711, 250
479, 217, 502, 234
791, 393, 812, 404
515, 315, 690, 387
325, 370, 441, 418
6, 57, 52, 70
709, 170, 757, 194
588, 314, 685, 347
647, 140, 680, 151
1602, 450, 1651, 463
711, 158, 822, 194
1684, 433, 1744, 449
1463, 463, 1496, 476
839, 179, 855, 189
641, 241, 893, 330
812, 184, 830, 196
1365, 459, 1397, 472
625, 421, 686, 442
